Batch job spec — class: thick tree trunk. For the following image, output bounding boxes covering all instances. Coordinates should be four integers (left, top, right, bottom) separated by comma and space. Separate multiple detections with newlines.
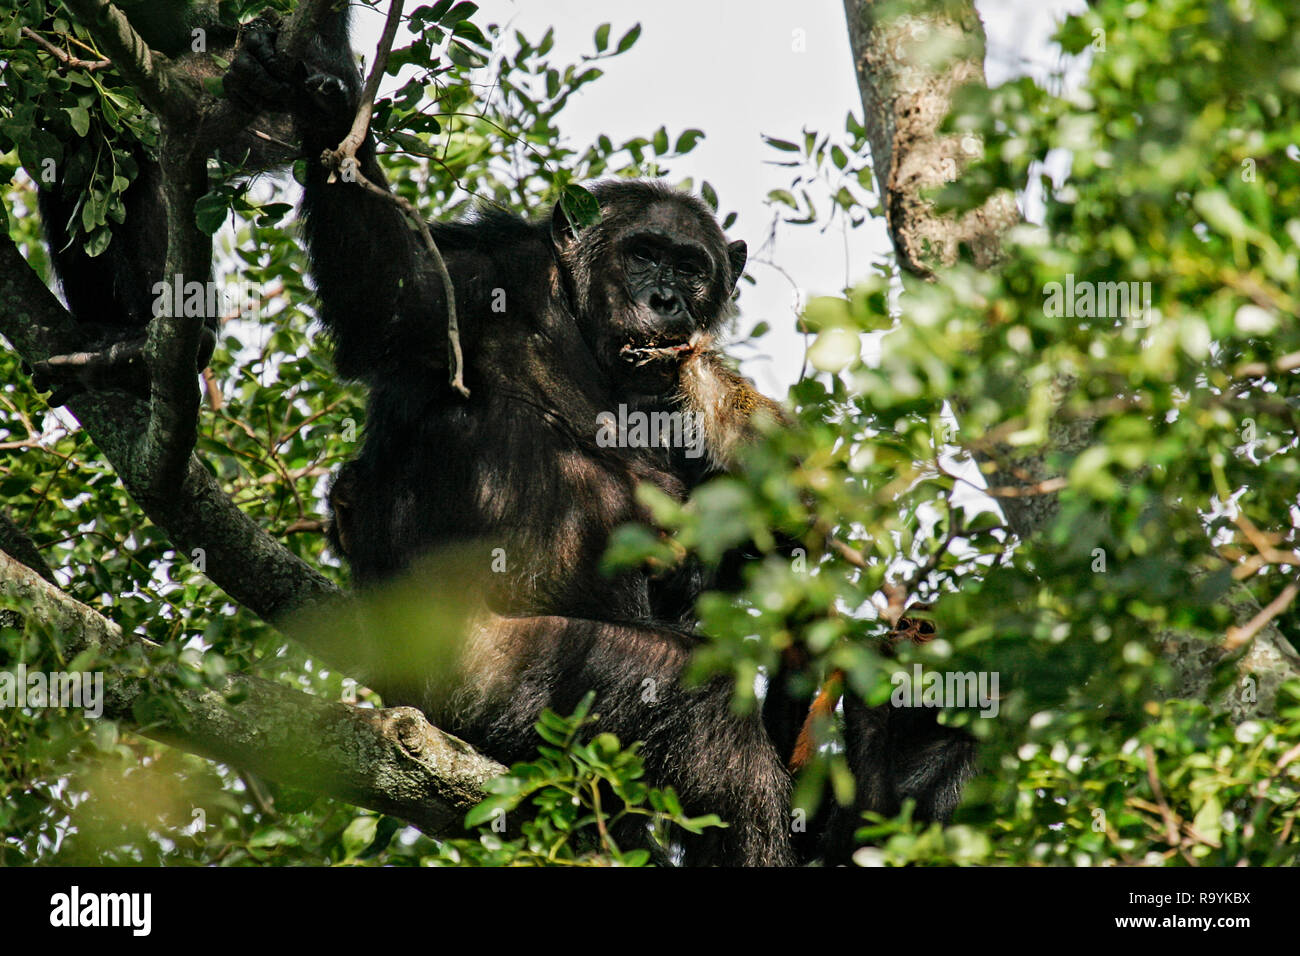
842, 0, 1019, 277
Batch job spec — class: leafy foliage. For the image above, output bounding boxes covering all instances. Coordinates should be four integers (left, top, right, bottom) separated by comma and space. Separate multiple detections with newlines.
430, 694, 721, 866
614, 0, 1300, 864
1, 0, 1298, 867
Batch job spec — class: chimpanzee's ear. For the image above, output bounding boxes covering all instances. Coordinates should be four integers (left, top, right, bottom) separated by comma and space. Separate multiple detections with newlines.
727, 239, 748, 291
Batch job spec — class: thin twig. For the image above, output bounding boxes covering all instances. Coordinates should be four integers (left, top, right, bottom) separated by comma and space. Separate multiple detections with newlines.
1142, 745, 1183, 848
1231, 511, 1299, 565
283, 518, 326, 535
1226, 577, 1300, 651
829, 537, 867, 568
1234, 350, 1300, 379
201, 367, 224, 411
345, 168, 468, 397
984, 475, 1068, 498
22, 26, 112, 71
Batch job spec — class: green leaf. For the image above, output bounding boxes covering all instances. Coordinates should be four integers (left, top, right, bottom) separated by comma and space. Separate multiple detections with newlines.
616, 23, 642, 53
84, 225, 111, 257
64, 106, 90, 137
675, 129, 704, 154
763, 136, 800, 152
439, 1, 478, 26
341, 816, 379, 858
560, 184, 601, 229
1193, 190, 1252, 240
194, 191, 229, 236
808, 328, 860, 373
465, 794, 515, 828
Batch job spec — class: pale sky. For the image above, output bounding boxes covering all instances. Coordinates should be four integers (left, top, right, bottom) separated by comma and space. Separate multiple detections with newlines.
351, 0, 1085, 397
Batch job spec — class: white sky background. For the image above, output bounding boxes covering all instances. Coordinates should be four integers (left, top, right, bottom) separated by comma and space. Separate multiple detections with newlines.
350, 0, 1086, 397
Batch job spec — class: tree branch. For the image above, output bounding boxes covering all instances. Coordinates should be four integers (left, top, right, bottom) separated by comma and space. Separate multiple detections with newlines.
142, 137, 210, 490
59, 0, 198, 122
1227, 577, 1300, 652
0, 550, 503, 834
57, 0, 216, 492
0, 551, 127, 652
0, 242, 512, 822
0, 510, 55, 584
22, 26, 112, 71
0, 234, 340, 629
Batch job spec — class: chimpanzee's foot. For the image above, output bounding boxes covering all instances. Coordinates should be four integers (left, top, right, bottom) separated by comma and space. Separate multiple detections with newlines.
28, 336, 149, 406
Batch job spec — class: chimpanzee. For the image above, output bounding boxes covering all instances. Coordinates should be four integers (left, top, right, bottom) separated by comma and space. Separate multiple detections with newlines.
221, 14, 977, 866
26, 2, 975, 864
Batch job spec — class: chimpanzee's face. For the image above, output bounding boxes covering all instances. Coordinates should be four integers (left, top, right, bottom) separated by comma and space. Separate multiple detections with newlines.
557, 187, 746, 397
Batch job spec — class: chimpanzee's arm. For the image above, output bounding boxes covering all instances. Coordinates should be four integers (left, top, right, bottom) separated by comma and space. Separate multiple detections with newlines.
228, 24, 468, 387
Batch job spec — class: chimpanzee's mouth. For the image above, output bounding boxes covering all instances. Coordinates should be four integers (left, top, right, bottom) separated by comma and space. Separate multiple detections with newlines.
619, 337, 692, 367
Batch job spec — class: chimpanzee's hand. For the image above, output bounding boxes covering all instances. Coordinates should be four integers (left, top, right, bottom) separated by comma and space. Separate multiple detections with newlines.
223, 22, 357, 134
222, 24, 295, 116
301, 71, 354, 124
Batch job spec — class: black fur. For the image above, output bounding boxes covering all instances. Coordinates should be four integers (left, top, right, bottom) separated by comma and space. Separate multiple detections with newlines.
225, 12, 977, 866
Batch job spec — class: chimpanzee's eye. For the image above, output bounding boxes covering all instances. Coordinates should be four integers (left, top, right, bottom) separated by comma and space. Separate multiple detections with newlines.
628, 243, 656, 264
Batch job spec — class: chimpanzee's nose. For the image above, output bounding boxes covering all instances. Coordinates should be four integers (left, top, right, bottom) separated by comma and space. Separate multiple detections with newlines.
650, 288, 686, 318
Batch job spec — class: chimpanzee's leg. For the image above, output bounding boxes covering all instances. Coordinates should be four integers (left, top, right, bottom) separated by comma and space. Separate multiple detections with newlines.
432, 614, 796, 867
